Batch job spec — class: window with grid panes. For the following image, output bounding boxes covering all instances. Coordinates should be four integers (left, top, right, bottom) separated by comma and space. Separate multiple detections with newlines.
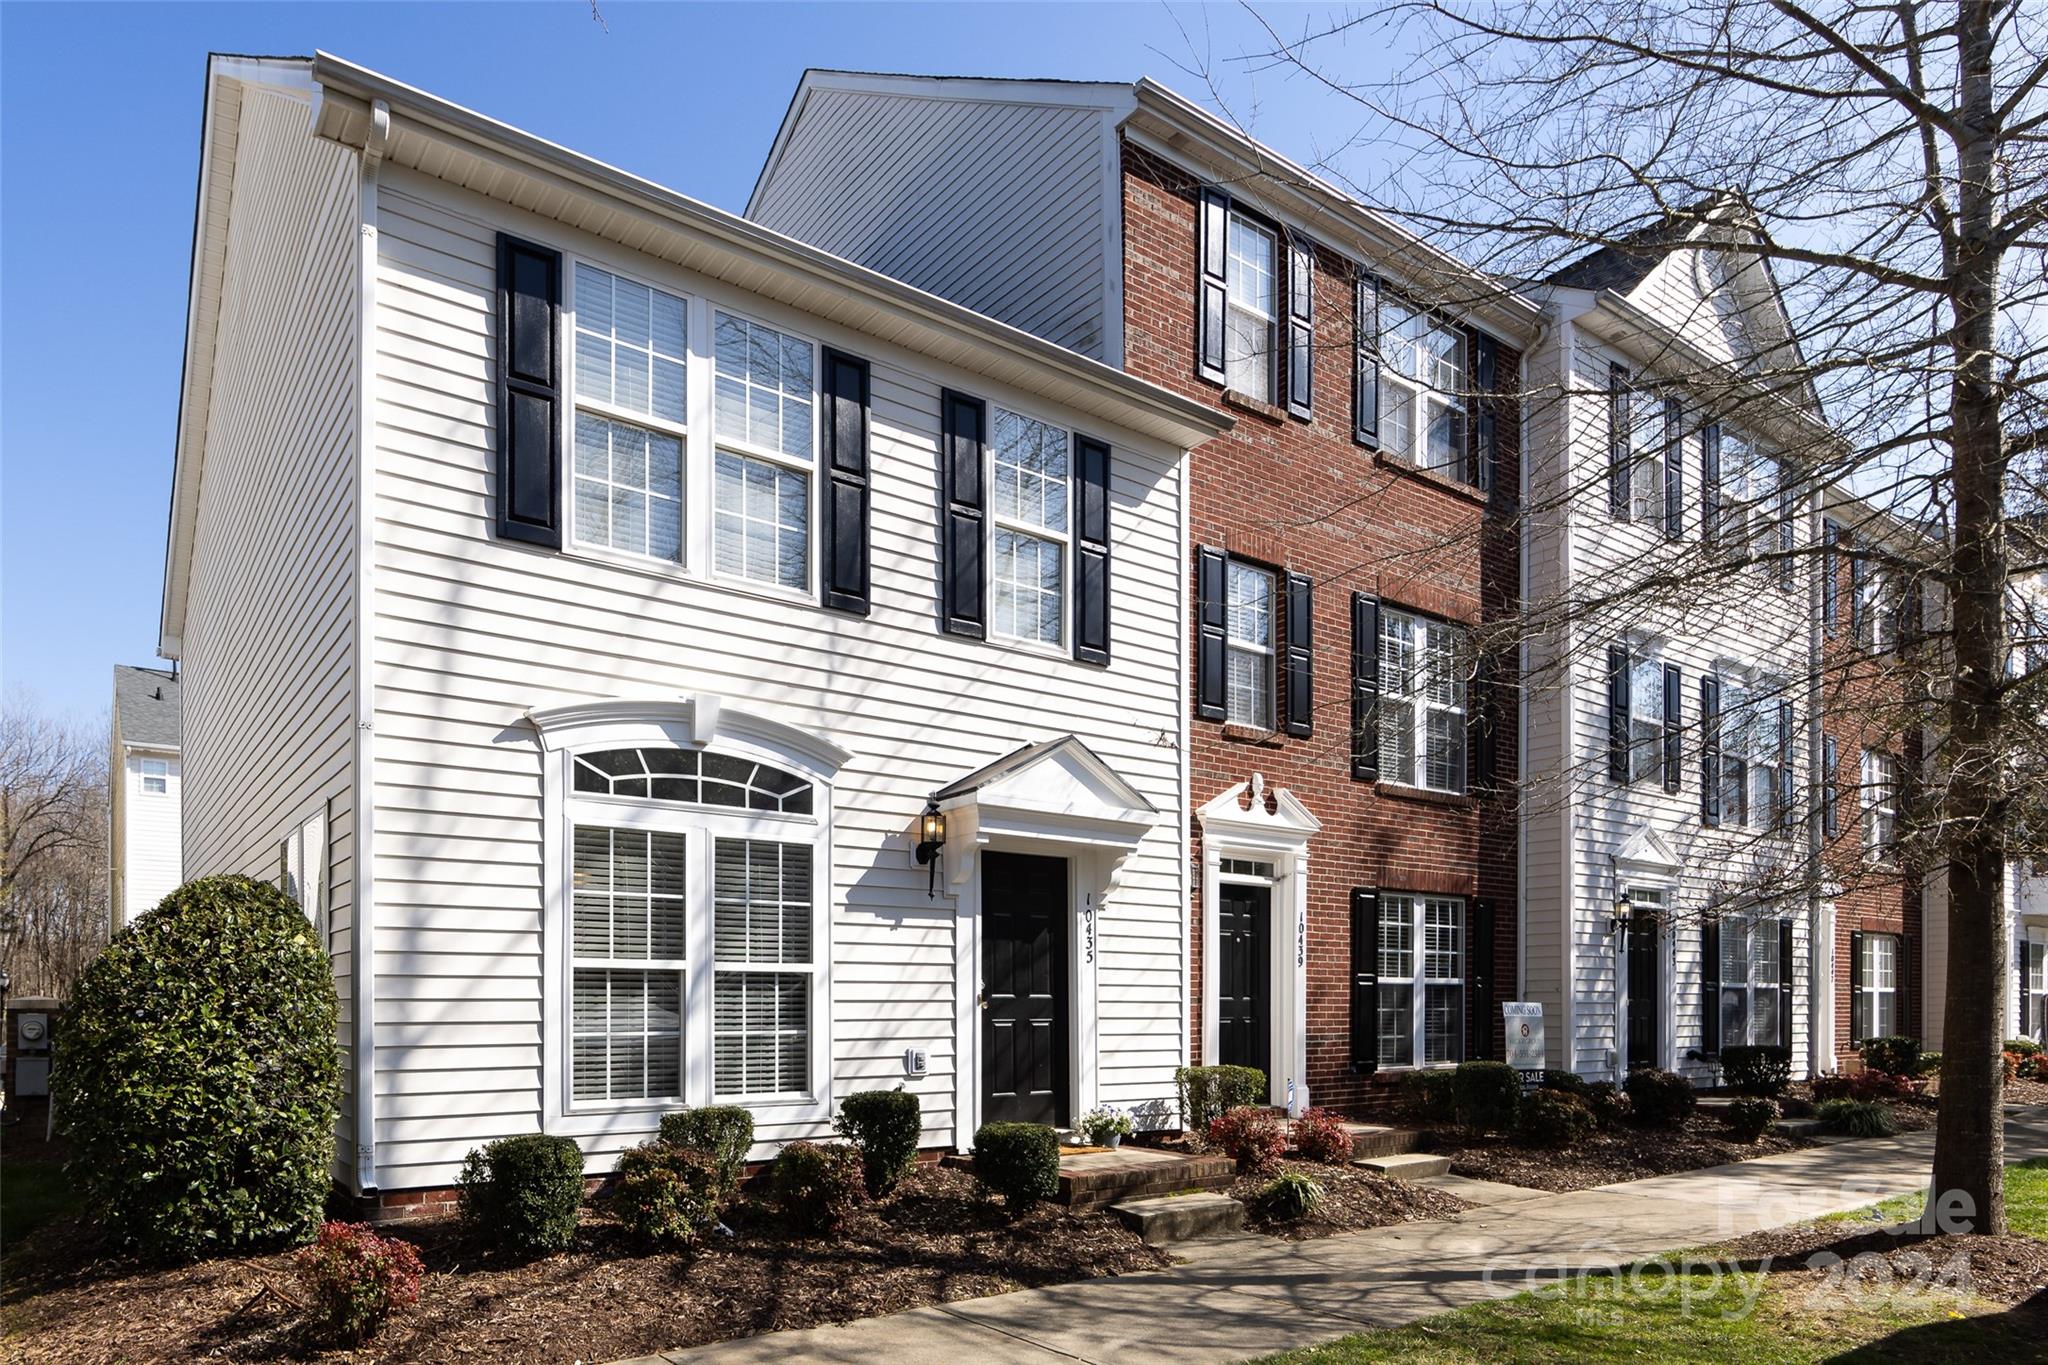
1378, 894, 1465, 1066
989, 408, 1069, 645
1378, 609, 1468, 791
571, 263, 688, 562
713, 312, 814, 591
1225, 561, 1276, 728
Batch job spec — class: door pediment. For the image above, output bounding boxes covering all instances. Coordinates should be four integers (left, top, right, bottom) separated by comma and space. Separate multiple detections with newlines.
935, 735, 1157, 887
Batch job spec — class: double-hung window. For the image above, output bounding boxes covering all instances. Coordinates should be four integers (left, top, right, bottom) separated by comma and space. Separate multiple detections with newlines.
571, 263, 688, 562
2028, 941, 2047, 1043
1718, 914, 1782, 1048
1378, 609, 1468, 791
1745, 678, 1788, 830
563, 744, 822, 1111
1628, 651, 1665, 785
1723, 437, 1780, 568
1379, 298, 1466, 478
989, 408, 1070, 646
1377, 894, 1465, 1066
1224, 560, 1276, 728
1717, 674, 1750, 823
1627, 384, 1665, 525
713, 311, 815, 592
1853, 933, 1899, 1043
1861, 750, 1900, 858
140, 757, 169, 795
1858, 567, 1897, 650
1224, 211, 1278, 401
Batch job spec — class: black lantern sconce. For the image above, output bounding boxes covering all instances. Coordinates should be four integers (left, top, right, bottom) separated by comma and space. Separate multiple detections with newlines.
914, 797, 946, 900
1608, 892, 1636, 937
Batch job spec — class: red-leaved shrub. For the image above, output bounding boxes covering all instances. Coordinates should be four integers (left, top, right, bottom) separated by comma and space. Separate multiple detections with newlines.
1208, 1106, 1287, 1176
1290, 1108, 1354, 1166
1811, 1070, 1918, 1104
295, 1221, 424, 1344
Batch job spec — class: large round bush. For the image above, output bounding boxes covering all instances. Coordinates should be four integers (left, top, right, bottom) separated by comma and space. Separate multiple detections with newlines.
53, 875, 341, 1259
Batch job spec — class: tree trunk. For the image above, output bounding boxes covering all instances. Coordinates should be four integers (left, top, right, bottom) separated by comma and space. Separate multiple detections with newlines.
1930, 0, 2008, 1237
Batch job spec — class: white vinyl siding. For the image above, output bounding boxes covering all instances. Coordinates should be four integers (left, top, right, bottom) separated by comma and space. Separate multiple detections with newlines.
1379, 610, 1468, 792
989, 407, 1070, 646
1224, 561, 1275, 729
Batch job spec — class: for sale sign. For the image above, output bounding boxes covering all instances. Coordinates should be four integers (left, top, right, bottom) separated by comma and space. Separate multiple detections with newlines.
1502, 1002, 1545, 1071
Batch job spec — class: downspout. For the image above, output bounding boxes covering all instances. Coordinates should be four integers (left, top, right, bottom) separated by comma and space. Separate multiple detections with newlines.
350, 97, 390, 1198
1555, 306, 1581, 1074
1805, 484, 1828, 1078
1516, 315, 1549, 1038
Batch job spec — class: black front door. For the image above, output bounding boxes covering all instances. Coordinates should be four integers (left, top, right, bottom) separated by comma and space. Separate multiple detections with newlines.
982, 853, 1070, 1126
1217, 883, 1271, 1075
1625, 921, 1660, 1071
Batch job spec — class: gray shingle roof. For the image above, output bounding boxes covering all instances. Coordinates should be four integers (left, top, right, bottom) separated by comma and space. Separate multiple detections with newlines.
113, 665, 181, 749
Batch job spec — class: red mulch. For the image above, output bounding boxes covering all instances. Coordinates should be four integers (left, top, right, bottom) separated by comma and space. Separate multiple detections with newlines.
0, 1166, 1167, 1363
1230, 1157, 1465, 1240
1431, 1108, 1811, 1192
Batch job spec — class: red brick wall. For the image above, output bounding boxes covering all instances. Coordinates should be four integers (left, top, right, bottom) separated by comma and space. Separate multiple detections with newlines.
1122, 140, 1521, 1115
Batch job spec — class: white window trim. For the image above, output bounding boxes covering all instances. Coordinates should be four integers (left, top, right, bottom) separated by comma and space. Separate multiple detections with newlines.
1223, 559, 1277, 729
986, 405, 1072, 653
1717, 913, 1784, 1050
559, 259, 822, 609
1626, 643, 1666, 788
533, 697, 842, 1143
1223, 209, 1278, 401
1379, 297, 1467, 478
140, 756, 170, 796
1381, 608, 1470, 794
1855, 932, 1899, 1043
1376, 892, 1466, 1071
1861, 749, 1900, 861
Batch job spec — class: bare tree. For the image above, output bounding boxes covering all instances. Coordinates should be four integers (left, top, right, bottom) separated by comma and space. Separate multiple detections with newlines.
0, 695, 110, 997
1205, 0, 2048, 1232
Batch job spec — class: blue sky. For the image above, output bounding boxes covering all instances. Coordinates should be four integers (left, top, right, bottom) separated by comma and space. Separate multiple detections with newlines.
1, 1, 1409, 723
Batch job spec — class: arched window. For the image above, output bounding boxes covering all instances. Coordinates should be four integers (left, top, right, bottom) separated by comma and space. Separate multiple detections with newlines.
571, 747, 813, 813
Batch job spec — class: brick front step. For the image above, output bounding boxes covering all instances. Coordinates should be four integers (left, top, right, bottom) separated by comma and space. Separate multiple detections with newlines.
1110, 1191, 1246, 1244
1057, 1147, 1237, 1210
1354, 1152, 1453, 1181
1342, 1122, 1428, 1160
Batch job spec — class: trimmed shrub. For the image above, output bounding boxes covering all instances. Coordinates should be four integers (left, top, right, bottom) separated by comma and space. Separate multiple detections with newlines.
660, 1106, 755, 1191
1208, 1106, 1288, 1176
456, 1133, 585, 1258
1725, 1097, 1778, 1143
1515, 1089, 1595, 1148
1817, 1099, 1897, 1138
834, 1089, 922, 1196
1917, 1051, 1943, 1076
1255, 1171, 1325, 1222
2004, 1037, 2042, 1057
296, 1222, 424, 1345
1399, 1069, 1457, 1125
1811, 1070, 1917, 1104
1174, 1064, 1267, 1132
771, 1141, 868, 1233
1860, 1036, 1922, 1079
53, 874, 340, 1259
1453, 1061, 1521, 1135
971, 1122, 1061, 1208
1720, 1045, 1793, 1097
1290, 1108, 1354, 1166
1624, 1068, 1696, 1127
1585, 1082, 1632, 1129
1540, 1069, 1591, 1098
610, 1142, 726, 1249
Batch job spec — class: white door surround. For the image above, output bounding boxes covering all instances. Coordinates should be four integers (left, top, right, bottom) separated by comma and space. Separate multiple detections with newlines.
1197, 774, 1319, 1109
1612, 825, 1682, 1077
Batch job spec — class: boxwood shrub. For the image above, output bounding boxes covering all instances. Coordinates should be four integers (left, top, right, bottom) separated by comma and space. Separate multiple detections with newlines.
1399, 1069, 1457, 1124
1720, 1045, 1793, 1097
1860, 1036, 1923, 1079
1453, 1061, 1521, 1134
1174, 1064, 1266, 1132
771, 1141, 869, 1233
834, 1089, 922, 1195
611, 1141, 727, 1248
1515, 1088, 1594, 1147
660, 1106, 755, 1191
53, 874, 340, 1259
971, 1121, 1061, 1208
456, 1133, 585, 1258
1624, 1067, 1697, 1127
1724, 1097, 1778, 1143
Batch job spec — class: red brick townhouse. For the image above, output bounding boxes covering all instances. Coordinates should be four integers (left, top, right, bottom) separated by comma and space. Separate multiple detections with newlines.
748, 73, 1542, 1117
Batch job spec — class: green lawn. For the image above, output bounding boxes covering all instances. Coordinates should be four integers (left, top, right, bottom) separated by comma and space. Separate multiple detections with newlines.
1822, 1157, 2048, 1237
1, 1159, 82, 1248
1253, 1272, 2035, 1364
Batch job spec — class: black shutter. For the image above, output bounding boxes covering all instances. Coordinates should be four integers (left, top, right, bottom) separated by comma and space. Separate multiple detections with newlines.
1351, 594, 1381, 780
1701, 918, 1722, 1054
1662, 663, 1683, 794
1850, 551, 1868, 640
1353, 274, 1379, 445
1469, 651, 1496, 793
1701, 422, 1723, 548
940, 390, 986, 638
1701, 675, 1723, 826
1072, 434, 1112, 665
1473, 331, 1499, 500
1197, 188, 1229, 384
1849, 930, 1867, 1044
1663, 398, 1684, 538
1777, 701, 1795, 829
1196, 547, 1228, 721
1284, 572, 1314, 737
1778, 918, 1795, 1051
1607, 644, 1632, 782
1822, 735, 1839, 837
1608, 365, 1631, 519
1470, 898, 1496, 1060
1350, 888, 1380, 1073
1821, 521, 1841, 633
1899, 934, 1915, 1038
1286, 234, 1314, 419
820, 349, 871, 615
494, 233, 563, 547
2019, 939, 2032, 1036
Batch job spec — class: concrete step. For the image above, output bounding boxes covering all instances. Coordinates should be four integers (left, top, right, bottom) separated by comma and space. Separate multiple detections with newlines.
1774, 1117, 1827, 1138
1343, 1122, 1428, 1160
1110, 1192, 1246, 1245
1354, 1152, 1453, 1181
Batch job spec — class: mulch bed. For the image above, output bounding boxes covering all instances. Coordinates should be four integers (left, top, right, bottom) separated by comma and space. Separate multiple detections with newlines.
1432, 1109, 1811, 1192
1230, 1158, 1465, 1240
1700, 1217, 2048, 1307
0, 1166, 1167, 1363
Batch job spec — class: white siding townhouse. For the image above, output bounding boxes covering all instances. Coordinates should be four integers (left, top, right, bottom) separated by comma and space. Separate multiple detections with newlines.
160, 53, 1227, 1201
1521, 207, 1831, 1084
109, 664, 184, 932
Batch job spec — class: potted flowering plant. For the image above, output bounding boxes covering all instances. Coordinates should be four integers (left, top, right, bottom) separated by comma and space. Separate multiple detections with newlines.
1078, 1104, 1134, 1148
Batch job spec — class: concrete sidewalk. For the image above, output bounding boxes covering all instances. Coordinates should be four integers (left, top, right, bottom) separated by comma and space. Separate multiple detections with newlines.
617, 1110, 2048, 1365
